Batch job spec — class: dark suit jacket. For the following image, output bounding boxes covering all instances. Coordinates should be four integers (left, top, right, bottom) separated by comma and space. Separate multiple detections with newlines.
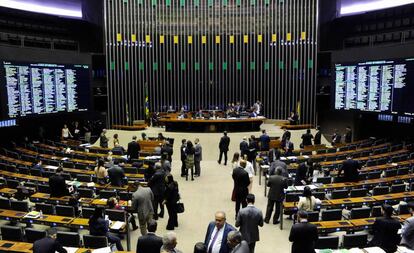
289, 222, 318, 253
239, 141, 249, 156
127, 141, 140, 159
108, 165, 126, 187
282, 130, 291, 141
267, 175, 288, 201
236, 205, 264, 243
136, 233, 163, 253
370, 217, 401, 253
345, 131, 352, 143
219, 136, 230, 151
314, 131, 321, 145
89, 217, 109, 236
33, 237, 67, 253
49, 174, 69, 197
232, 167, 250, 201
204, 222, 235, 253
294, 163, 308, 186
301, 133, 313, 146
180, 144, 187, 161
148, 169, 166, 197
339, 159, 360, 182
259, 134, 270, 151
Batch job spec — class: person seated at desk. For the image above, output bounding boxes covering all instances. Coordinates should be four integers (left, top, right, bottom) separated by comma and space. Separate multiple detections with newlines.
32, 159, 44, 176
294, 159, 312, 186
158, 133, 166, 141
89, 206, 124, 251
337, 155, 360, 182
297, 186, 320, 212
289, 210, 318, 253
178, 107, 187, 119
33, 228, 67, 253
268, 149, 289, 178
249, 108, 259, 118
368, 204, 401, 253
194, 109, 204, 119
401, 202, 414, 249
288, 111, 299, 125
49, 167, 69, 197
112, 143, 126, 155
167, 105, 176, 113
108, 160, 126, 187
95, 159, 108, 185
107, 197, 138, 231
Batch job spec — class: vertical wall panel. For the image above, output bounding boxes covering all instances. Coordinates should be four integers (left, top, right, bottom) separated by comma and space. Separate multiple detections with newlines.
105, 0, 318, 126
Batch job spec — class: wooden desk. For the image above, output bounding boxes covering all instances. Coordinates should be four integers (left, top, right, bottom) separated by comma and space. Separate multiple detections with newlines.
0, 240, 33, 252
36, 215, 74, 225
159, 117, 266, 132
0, 188, 17, 197
30, 193, 72, 205
329, 196, 376, 207
311, 220, 353, 232
70, 217, 89, 228
0, 209, 27, 220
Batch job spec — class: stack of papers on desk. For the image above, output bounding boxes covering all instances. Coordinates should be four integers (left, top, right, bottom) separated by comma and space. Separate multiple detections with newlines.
24, 211, 40, 219
287, 156, 297, 160
44, 165, 58, 171
364, 247, 386, 253
92, 247, 111, 253
294, 185, 318, 191
63, 247, 78, 253
145, 156, 161, 160
110, 221, 125, 230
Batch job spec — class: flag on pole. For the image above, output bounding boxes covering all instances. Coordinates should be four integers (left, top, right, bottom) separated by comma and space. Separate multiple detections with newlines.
126, 103, 130, 125
144, 83, 150, 121
296, 101, 301, 121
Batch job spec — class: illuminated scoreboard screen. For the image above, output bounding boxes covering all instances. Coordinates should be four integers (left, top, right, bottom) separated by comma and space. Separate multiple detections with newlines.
0, 61, 90, 119
334, 58, 414, 116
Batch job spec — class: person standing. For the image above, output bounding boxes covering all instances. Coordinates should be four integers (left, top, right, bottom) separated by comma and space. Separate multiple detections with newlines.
301, 129, 314, 147
127, 136, 141, 161
232, 160, 251, 218
194, 138, 203, 177
283, 137, 294, 156
107, 160, 126, 187
231, 152, 241, 170
100, 129, 109, 148
218, 132, 230, 165
281, 128, 291, 146
204, 211, 235, 253
49, 167, 69, 197
314, 126, 322, 145
61, 124, 72, 140
227, 231, 250, 253
331, 129, 341, 145
345, 126, 352, 143
239, 137, 249, 158
242, 156, 254, 193
161, 141, 173, 163
259, 129, 271, 151
265, 168, 288, 225
401, 202, 414, 249
295, 159, 312, 186
289, 210, 318, 253
32, 159, 44, 176
185, 140, 195, 181
164, 174, 179, 230
148, 162, 166, 220
268, 149, 289, 177
161, 232, 182, 253
136, 220, 163, 253
338, 155, 360, 182
235, 194, 263, 253
83, 120, 92, 143
248, 135, 258, 174
132, 182, 155, 235
369, 204, 401, 253
180, 139, 187, 177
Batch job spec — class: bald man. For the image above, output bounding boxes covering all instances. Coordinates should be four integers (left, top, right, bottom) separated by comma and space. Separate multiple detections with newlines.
204, 211, 235, 253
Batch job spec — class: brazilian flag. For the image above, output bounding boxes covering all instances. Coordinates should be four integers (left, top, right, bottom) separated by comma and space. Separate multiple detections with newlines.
144, 83, 149, 121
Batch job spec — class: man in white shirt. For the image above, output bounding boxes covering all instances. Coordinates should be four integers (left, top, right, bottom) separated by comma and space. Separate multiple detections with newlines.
204, 211, 235, 253
242, 157, 254, 193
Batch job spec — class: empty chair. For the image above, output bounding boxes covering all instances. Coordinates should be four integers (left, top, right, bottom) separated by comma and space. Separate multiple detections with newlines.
105, 209, 126, 221
376, 158, 388, 165
123, 167, 138, 174
62, 161, 74, 168
350, 207, 371, 219
77, 188, 95, 198
343, 234, 368, 249
390, 184, 406, 193
371, 206, 382, 217
326, 156, 336, 162
327, 148, 337, 154
315, 236, 339, 249
313, 192, 326, 200
119, 191, 132, 201
99, 190, 117, 199
30, 169, 42, 176
83, 235, 108, 249
74, 163, 88, 170
321, 209, 342, 221
367, 171, 381, 180
372, 186, 389, 196
399, 203, 410, 215
1, 225, 23, 241
10, 200, 29, 212
365, 160, 377, 167
6, 179, 20, 189
398, 167, 410, 175
37, 184, 50, 193
316, 177, 332, 184
55, 205, 75, 217
350, 188, 368, 198
0, 198, 11, 209
57, 231, 81, 247
17, 167, 30, 175
285, 193, 301, 202
301, 151, 312, 156
61, 173, 72, 181
41, 171, 55, 178
384, 169, 398, 177
81, 207, 95, 219
307, 211, 320, 222
35, 203, 54, 215
316, 149, 326, 154
331, 190, 349, 199
25, 228, 47, 243
76, 174, 92, 182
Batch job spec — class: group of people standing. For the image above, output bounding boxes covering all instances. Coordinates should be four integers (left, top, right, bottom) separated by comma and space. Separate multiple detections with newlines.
180, 138, 203, 181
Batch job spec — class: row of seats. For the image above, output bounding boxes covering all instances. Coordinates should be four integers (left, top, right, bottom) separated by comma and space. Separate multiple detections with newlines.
0, 225, 110, 249
316, 234, 368, 250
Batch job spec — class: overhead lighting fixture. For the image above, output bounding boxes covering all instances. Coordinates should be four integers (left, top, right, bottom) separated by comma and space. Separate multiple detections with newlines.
0, 0, 82, 18
340, 0, 414, 15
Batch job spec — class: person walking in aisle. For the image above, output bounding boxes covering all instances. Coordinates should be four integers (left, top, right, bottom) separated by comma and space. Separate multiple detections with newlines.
265, 168, 288, 225
218, 131, 230, 165
232, 160, 250, 218
164, 174, 180, 230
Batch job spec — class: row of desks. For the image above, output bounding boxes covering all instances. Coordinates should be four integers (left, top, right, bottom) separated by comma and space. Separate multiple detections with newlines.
0, 240, 133, 253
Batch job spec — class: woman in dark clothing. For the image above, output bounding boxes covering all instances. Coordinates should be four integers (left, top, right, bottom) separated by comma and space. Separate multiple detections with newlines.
107, 197, 138, 231
164, 174, 180, 230
88, 207, 124, 251
185, 140, 195, 181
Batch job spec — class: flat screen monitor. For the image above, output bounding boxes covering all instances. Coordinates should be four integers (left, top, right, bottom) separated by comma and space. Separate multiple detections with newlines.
333, 58, 414, 116
0, 61, 90, 120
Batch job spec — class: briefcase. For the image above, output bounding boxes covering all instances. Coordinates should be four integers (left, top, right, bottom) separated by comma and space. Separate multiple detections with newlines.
176, 202, 185, 213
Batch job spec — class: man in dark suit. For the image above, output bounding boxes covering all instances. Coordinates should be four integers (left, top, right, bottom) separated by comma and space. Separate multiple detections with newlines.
265, 168, 288, 224
331, 129, 341, 145
127, 136, 140, 161
295, 159, 312, 186
259, 130, 271, 151
232, 160, 251, 217
161, 141, 173, 163
301, 129, 314, 147
345, 126, 352, 143
148, 162, 166, 220
283, 137, 294, 156
369, 204, 401, 253
235, 194, 263, 253
136, 220, 163, 253
194, 138, 203, 177
49, 167, 69, 197
180, 139, 187, 177
338, 155, 360, 182
204, 211, 235, 253
33, 228, 66, 253
268, 149, 289, 177
314, 126, 322, 145
32, 159, 44, 176
239, 137, 249, 158
218, 132, 230, 165
107, 160, 126, 187
289, 210, 318, 253
281, 128, 291, 145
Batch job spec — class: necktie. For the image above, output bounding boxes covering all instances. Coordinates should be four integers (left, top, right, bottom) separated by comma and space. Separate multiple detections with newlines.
208, 227, 221, 253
